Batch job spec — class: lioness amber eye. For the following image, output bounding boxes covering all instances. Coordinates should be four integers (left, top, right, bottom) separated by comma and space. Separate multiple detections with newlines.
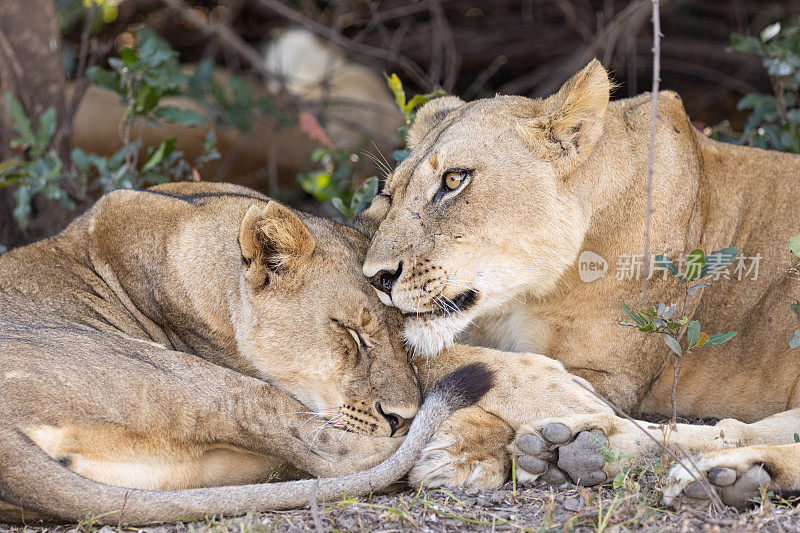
444, 171, 464, 190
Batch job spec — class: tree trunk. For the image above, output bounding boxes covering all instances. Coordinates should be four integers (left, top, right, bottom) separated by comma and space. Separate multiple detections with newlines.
0, 0, 75, 250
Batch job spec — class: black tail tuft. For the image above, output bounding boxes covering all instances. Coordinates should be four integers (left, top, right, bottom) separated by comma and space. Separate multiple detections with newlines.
430, 362, 494, 410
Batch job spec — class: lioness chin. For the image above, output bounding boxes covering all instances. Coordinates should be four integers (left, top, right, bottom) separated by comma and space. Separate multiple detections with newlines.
360, 59, 800, 508
0, 182, 431, 523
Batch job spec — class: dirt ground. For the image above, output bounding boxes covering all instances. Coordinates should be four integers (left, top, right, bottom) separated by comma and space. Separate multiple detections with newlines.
3, 480, 799, 533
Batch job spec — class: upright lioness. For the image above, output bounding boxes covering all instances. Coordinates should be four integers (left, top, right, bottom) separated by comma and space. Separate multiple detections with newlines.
0, 182, 429, 522
360, 60, 800, 507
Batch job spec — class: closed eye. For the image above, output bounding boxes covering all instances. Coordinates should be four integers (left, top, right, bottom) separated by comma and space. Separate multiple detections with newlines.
347, 329, 373, 352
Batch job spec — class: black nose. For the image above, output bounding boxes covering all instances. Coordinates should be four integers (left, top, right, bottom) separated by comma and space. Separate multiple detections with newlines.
369, 262, 402, 296
375, 403, 410, 436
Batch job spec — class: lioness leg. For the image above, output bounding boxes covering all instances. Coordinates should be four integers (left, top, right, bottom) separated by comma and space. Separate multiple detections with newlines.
408, 406, 512, 489
410, 345, 613, 488
664, 443, 800, 508
512, 408, 800, 504
2, 329, 398, 499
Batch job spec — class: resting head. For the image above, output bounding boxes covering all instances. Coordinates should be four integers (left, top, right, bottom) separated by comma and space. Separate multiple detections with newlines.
235, 198, 421, 436
92, 183, 421, 437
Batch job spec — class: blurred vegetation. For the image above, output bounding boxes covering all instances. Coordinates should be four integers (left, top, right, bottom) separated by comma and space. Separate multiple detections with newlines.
1, 26, 220, 234
710, 16, 800, 152
296, 75, 443, 220
3, 2, 800, 243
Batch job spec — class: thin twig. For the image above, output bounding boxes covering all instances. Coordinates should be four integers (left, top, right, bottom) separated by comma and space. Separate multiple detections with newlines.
641, 0, 662, 301
683, 505, 736, 526
310, 478, 324, 533
463, 55, 508, 100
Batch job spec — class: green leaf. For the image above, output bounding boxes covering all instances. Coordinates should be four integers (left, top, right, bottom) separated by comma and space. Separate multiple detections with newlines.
761, 22, 781, 42
687, 320, 700, 348
187, 58, 215, 97
790, 329, 800, 350
133, 84, 160, 116
665, 320, 682, 332
12, 186, 32, 234
120, 46, 137, 65
297, 171, 334, 201
685, 249, 706, 281
87, 66, 122, 93
142, 138, 177, 171
392, 149, 410, 162
662, 334, 683, 357
35, 107, 57, 150
706, 331, 737, 346
728, 33, 764, 56
622, 303, 646, 327
384, 73, 407, 116
655, 254, 680, 278
794, 433, 799, 442
71, 148, 90, 171
700, 247, 740, 277
154, 106, 206, 126
405, 90, 447, 113
4, 92, 36, 147
351, 176, 379, 217
790, 232, 800, 258
331, 197, 353, 220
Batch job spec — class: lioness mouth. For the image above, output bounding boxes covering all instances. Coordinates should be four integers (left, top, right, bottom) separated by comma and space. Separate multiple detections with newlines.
404, 289, 478, 317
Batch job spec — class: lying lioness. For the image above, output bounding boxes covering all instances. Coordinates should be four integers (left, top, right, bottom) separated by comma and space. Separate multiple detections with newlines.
0, 182, 496, 524
360, 59, 800, 507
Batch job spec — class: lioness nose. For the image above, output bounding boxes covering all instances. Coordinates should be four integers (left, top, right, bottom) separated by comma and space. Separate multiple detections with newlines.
376, 402, 411, 436
368, 262, 402, 296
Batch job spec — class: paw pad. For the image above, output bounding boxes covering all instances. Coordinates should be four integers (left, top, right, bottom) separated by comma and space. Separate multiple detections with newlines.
514, 424, 608, 487
675, 465, 771, 509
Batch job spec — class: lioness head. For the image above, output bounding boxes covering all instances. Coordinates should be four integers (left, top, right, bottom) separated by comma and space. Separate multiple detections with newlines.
234, 199, 421, 436
360, 61, 611, 355
95, 183, 421, 438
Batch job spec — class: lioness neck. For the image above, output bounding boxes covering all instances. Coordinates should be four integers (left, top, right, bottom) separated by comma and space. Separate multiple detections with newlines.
0, 189, 259, 376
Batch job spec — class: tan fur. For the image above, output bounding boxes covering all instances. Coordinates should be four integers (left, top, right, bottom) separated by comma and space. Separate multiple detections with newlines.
361, 59, 800, 496
0, 182, 421, 522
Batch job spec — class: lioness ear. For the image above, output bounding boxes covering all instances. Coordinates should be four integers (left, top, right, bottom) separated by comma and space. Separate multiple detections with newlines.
239, 202, 315, 286
406, 95, 466, 150
519, 59, 610, 174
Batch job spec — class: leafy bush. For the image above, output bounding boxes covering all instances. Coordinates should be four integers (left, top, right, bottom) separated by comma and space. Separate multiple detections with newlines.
0, 93, 69, 233
724, 17, 800, 152
0, 25, 221, 234
621, 248, 738, 423
384, 73, 445, 162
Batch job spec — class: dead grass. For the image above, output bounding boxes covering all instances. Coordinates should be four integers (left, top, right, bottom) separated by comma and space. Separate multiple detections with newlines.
3, 480, 799, 533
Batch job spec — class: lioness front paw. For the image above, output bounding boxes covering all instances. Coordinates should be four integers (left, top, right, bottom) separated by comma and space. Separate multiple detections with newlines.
409, 406, 512, 489
512, 423, 609, 487
665, 457, 771, 509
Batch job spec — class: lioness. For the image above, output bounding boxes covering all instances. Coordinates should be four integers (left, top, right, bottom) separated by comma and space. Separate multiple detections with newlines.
0, 182, 430, 523
360, 60, 800, 507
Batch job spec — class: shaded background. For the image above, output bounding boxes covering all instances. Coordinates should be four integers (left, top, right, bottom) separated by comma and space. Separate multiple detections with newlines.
2, 0, 799, 249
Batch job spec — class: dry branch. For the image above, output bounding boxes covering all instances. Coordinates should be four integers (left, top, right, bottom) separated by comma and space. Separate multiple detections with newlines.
641, 0, 662, 300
